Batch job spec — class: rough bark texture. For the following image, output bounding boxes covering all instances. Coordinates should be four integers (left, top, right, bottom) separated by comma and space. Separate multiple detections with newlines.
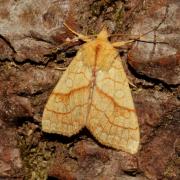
0, 0, 179, 179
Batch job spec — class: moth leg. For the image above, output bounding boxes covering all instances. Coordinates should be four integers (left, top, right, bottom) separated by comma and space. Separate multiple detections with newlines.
128, 79, 137, 88
64, 23, 91, 42
55, 67, 67, 71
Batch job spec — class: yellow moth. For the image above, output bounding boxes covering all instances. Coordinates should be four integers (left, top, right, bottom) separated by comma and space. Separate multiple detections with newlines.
42, 25, 140, 154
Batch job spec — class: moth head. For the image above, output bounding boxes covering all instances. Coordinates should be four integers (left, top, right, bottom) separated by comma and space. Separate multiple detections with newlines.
97, 28, 108, 40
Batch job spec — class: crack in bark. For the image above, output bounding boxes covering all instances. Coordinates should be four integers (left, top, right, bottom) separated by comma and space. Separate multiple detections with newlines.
127, 62, 180, 90
0, 34, 16, 53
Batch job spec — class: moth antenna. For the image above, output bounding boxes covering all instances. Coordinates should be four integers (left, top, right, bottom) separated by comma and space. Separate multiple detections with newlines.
111, 27, 168, 47
63, 23, 91, 42
112, 31, 148, 48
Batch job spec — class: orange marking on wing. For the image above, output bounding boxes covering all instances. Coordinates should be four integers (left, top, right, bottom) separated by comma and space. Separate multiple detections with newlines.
45, 102, 88, 115
95, 44, 101, 62
96, 86, 135, 113
91, 104, 138, 130
52, 83, 91, 97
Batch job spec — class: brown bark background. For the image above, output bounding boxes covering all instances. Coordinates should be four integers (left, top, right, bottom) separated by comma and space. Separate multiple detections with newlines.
0, 0, 179, 179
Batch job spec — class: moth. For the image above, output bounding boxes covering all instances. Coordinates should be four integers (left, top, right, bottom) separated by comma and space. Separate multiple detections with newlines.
42, 25, 140, 154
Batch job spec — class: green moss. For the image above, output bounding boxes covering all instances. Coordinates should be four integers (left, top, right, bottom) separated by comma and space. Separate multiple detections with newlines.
114, 5, 125, 29
90, 1, 105, 16
17, 122, 55, 180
